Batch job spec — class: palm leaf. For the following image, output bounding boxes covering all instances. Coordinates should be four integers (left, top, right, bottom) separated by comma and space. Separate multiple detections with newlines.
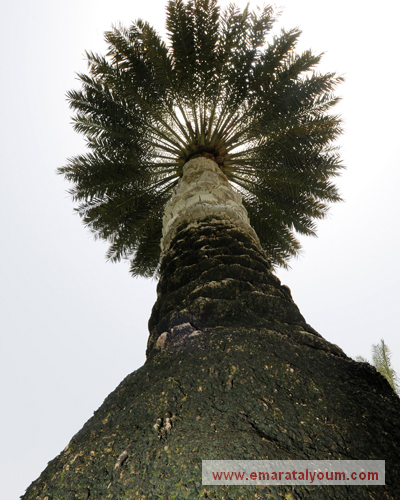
60, 0, 344, 277
372, 340, 400, 395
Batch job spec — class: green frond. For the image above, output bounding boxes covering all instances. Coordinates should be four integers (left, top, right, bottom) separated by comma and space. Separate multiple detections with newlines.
61, 0, 344, 277
372, 340, 400, 395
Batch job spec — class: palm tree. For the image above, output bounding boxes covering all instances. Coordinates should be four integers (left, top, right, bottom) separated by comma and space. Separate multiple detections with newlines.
22, 2, 400, 499
59, 0, 343, 281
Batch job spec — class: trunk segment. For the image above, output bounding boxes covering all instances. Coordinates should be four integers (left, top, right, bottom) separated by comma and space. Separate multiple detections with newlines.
22, 326, 400, 499
149, 157, 330, 357
160, 157, 261, 256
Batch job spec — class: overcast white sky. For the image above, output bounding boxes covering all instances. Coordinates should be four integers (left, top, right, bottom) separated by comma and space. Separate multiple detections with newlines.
1, 0, 399, 498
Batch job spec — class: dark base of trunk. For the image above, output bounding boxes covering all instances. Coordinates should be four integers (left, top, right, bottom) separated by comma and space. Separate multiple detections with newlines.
23, 325, 400, 499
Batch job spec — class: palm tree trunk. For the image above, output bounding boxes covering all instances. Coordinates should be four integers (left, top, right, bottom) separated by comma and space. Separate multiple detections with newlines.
22, 158, 400, 500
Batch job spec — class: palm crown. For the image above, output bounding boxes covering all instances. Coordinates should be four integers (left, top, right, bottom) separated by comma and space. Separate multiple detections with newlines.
60, 0, 343, 277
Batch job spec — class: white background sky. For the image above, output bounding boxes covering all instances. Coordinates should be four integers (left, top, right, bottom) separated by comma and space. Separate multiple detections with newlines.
1, 0, 399, 497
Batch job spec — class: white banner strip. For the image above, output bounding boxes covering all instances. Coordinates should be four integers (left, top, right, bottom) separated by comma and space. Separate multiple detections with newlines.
202, 460, 385, 485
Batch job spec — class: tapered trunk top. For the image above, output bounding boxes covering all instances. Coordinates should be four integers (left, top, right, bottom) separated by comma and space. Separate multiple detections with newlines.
160, 157, 261, 256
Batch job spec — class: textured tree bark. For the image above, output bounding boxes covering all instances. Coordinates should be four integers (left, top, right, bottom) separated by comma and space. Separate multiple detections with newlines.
149, 158, 326, 357
22, 159, 400, 500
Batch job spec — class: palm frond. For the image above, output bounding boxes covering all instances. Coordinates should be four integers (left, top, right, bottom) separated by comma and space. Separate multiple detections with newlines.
60, 0, 344, 277
372, 340, 400, 395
